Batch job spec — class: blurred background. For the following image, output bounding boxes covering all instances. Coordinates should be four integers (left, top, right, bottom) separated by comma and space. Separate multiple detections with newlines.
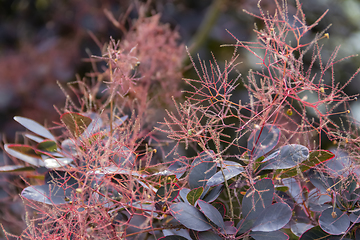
1, 0, 360, 237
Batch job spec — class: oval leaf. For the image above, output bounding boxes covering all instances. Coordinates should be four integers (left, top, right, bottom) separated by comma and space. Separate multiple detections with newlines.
60, 112, 92, 137
188, 151, 216, 189
247, 125, 280, 160
14, 116, 56, 141
159, 236, 188, 240
24, 134, 45, 143
37, 140, 57, 152
242, 178, 274, 221
187, 187, 203, 205
198, 199, 225, 229
319, 208, 350, 235
21, 184, 73, 205
0, 165, 35, 172
197, 231, 222, 240
203, 185, 224, 203
250, 230, 289, 240
252, 202, 292, 232
260, 144, 309, 170
155, 183, 180, 205
207, 165, 244, 187
44, 157, 73, 169
279, 150, 334, 179
170, 202, 212, 231
299, 226, 336, 240
4, 144, 44, 167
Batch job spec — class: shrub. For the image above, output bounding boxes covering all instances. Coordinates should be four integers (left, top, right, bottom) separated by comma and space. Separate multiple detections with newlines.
1, 0, 360, 239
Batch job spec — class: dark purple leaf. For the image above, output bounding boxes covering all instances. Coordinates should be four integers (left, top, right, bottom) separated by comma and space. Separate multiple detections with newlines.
319, 208, 350, 235
237, 219, 254, 234
168, 158, 188, 179
260, 144, 309, 170
290, 222, 314, 237
188, 151, 216, 189
242, 178, 274, 220
326, 149, 352, 178
221, 221, 237, 234
112, 146, 136, 168
250, 230, 289, 240
206, 165, 244, 187
299, 226, 341, 240
197, 231, 222, 240
283, 177, 303, 204
180, 188, 191, 204
247, 124, 280, 160
159, 235, 189, 240
155, 183, 180, 205
198, 199, 225, 229
349, 212, 360, 223
21, 184, 74, 205
252, 203, 292, 232
202, 185, 224, 203
170, 202, 212, 231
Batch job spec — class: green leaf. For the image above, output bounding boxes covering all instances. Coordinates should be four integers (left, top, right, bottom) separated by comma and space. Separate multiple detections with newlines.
60, 112, 92, 137
187, 187, 203, 205
278, 150, 334, 178
37, 140, 57, 152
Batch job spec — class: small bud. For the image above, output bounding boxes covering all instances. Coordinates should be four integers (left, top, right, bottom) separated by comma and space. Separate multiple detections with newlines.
319, 87, 325, 93
331, 211, 337, 218
324, 33, 329, 39
76, 188, 83, 194
286, 108, 293, 116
